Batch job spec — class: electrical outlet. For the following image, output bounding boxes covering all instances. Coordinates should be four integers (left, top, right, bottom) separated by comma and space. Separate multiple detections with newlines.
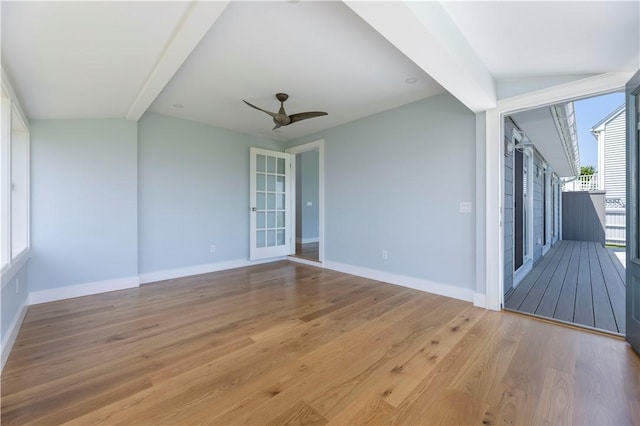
382, 250, 388, 260
210, 245, 216, 253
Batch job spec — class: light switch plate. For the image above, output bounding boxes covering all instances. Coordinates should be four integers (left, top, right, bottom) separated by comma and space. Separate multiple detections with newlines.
460, 202, 472, 213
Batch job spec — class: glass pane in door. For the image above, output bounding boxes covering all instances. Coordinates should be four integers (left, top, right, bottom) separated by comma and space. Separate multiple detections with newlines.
250, 147, 291, 260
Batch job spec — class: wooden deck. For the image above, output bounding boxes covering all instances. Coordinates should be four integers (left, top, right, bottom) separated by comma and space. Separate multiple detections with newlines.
505, 240, 626, 334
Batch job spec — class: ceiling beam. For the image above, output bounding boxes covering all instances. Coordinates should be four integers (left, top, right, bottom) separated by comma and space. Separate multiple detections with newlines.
344, 1, 496, 113
126, 1, 229, 121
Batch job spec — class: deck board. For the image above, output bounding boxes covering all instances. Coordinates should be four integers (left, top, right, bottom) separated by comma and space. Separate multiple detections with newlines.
506, 241, 565, 310
553, 240, 581, 322
505, 240, 625, 334
606, 248, 627, 286
589, 243, 617, 332
573, 241, 595, 328
597, 246, 626, 332
536, 242, 573, 318
518, 241, 570, 314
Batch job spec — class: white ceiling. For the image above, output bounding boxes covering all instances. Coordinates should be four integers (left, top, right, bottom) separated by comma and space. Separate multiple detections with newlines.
441, 1, 639, 79
1, 1, 639, 143
149, 1, 444, 141
1, 1, 191, 119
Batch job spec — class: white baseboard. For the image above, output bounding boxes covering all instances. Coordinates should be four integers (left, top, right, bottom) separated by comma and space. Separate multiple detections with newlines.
29, 276, 140, 305
139, 257, 285, 285
323, 260, 475, 303
1, 302, 28, 372
295, 237, 319, 244
473, 292, 487, 308
287, 256, 322, 267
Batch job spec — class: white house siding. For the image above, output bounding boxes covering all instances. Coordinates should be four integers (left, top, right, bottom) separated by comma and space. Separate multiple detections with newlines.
593, 106, 626, 245
602, 110, 626, 201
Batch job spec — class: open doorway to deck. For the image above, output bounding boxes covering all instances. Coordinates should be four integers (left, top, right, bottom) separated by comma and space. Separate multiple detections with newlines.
503, 91, 627, 335
286, 140, 324, 264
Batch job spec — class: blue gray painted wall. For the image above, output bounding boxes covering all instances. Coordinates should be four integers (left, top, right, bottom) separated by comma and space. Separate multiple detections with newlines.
28, 119, 138, 292
137, 113, 281, 274
295, 150, 319, 242
1, 264, 28, 348
284, 93, 477, 292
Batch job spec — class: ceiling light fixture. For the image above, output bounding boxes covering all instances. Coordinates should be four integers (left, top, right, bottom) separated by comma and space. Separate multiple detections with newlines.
405, 77, 418, 84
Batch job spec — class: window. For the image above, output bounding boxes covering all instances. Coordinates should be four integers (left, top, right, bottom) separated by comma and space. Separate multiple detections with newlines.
1, 80, 30, 273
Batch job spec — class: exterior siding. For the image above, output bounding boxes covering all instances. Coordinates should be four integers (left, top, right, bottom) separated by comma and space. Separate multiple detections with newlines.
552, 173, 560, 244
504, 118, 557, 297
504, 120, 515, 296
533, 152, 544, 263
603, 110, 626, 201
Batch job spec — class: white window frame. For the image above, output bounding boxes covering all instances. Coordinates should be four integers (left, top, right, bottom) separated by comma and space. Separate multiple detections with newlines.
513, 143, 534, 286
542, 163, 552, 256
1, 70, 31, 284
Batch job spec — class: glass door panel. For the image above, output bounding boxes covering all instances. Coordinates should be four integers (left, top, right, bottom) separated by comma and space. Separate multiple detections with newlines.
250, 147, 291, 260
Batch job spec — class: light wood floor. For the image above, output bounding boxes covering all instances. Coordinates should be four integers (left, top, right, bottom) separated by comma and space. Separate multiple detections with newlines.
292, 241, 319, 262
2, 261, 639, 425
505, 240, 626, 334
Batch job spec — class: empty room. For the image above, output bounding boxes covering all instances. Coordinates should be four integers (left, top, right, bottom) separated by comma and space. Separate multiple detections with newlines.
1, 1, 640, 424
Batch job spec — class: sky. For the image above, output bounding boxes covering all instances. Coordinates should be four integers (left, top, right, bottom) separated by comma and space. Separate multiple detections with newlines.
573, 91, 625, 169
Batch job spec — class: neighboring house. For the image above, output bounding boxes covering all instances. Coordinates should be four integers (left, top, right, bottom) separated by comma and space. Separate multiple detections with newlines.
592, 105, 626, 204
503, 103, 579, 296
591, 105, 626, 245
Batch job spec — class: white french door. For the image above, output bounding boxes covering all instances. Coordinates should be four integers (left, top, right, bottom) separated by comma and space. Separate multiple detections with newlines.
249, 147, 292, 260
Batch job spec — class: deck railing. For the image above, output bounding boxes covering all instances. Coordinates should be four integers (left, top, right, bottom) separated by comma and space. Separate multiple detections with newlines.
562, 173, 599, 192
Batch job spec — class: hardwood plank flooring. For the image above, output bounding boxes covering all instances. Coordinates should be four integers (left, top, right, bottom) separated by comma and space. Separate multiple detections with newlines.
292, 242, 319, 262
505, 240, 626, 334
2, 261, 639, 425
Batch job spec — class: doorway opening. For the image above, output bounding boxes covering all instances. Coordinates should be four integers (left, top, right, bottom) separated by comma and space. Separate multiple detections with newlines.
286, 140, 324, 264
503, 91, 627, 335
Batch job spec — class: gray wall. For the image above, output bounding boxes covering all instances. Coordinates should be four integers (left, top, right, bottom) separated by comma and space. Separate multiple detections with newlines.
284, 93, 477, 292
137, 113, 280, 274
29, 119, 139, 292
295, 150, 319, 242
562, 191, 606, 244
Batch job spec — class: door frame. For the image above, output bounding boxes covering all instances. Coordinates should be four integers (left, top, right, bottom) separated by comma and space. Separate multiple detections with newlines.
286, 139, 325, 263
513, 144, 534, 286
484, 72, 634, 311
626, 70, 640, 352
249, 147, 292, 260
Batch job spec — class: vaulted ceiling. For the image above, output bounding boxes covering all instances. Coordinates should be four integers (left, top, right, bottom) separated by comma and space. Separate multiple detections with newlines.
2, 1, 638, 142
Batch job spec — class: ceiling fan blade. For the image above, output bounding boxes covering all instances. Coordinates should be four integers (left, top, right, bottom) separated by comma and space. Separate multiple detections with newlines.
288, 111, 328, 124
243, 100, 278, 119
